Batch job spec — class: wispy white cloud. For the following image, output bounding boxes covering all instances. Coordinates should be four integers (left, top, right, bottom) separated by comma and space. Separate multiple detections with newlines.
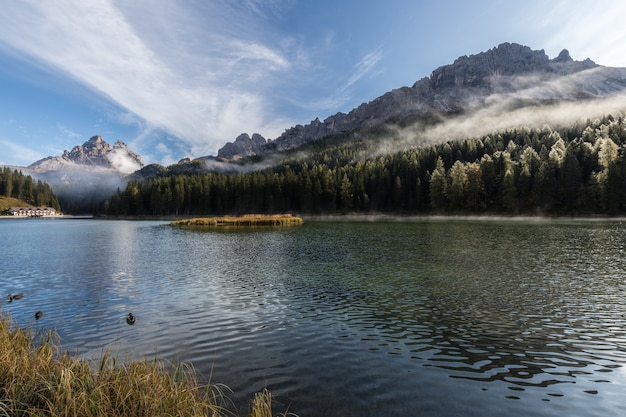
531, 0, 626, 66
56, 125, 83, 141
1, 0, 624, 168
305, 47, 386, 114
106, 146, 142, 175
0, 139, 45, 166
342, 47, 384, 93
0, 0, 297, 158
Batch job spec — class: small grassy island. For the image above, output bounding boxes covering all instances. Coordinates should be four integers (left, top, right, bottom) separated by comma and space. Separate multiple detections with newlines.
0, 315, 283, 417
170, 214, 303, 227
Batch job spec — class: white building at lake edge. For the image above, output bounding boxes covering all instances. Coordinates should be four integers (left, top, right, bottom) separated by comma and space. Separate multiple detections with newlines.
7, 207, 60, 217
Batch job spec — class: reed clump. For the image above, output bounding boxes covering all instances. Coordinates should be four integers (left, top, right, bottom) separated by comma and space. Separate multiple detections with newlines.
171, 214, 303, 227
0, 314, 282, 417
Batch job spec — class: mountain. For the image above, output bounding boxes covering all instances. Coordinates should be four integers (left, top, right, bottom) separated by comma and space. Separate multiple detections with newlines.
29, 135, 143, 175
14, 42, 626, 213
216, 42, 626, 160
24, 136, 144, 213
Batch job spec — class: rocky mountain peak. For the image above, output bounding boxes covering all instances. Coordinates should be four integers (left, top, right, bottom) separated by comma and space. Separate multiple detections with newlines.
30, 135, 143, 175
62, 135, 112, 166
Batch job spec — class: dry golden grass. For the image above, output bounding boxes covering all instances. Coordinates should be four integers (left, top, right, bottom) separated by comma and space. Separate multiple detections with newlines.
0, 314, 286, 417
171, 214, 303, 227
0, 196, 32, 212
247, 389, 297, 417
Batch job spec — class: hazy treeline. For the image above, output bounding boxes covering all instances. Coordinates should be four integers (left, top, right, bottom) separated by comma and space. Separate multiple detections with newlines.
0, 167, 61, 210
105, 114, 626, 216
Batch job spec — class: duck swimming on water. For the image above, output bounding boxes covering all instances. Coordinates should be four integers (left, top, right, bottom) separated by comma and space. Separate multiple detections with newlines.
8, 293, 24, 302
126, 313, 136, 325
35, 311, 43, 320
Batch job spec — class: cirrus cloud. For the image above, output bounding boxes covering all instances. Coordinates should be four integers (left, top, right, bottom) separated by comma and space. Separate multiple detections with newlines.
0, 0, 296, 158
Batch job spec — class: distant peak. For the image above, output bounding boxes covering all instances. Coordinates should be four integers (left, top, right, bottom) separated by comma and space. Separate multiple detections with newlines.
28, 135, 143, 174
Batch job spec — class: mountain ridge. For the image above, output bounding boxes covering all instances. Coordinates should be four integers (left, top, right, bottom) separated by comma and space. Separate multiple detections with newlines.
215, 42, 623, 160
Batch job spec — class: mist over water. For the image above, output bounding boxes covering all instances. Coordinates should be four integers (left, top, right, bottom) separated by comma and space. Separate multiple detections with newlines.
2, 218, 626, 416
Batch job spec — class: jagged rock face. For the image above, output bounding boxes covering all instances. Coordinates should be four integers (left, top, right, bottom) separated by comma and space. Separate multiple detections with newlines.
429, 43, 551, 90
62, 135, 111, 166
217, 133, 267, 160
217, 42, 622, 160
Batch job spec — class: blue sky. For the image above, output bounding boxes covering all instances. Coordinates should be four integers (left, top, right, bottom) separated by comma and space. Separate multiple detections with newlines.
1, 0, 625, 167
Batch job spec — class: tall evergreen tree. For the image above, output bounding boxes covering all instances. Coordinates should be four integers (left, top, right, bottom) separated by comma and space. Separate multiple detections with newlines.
429, 157, 448, 211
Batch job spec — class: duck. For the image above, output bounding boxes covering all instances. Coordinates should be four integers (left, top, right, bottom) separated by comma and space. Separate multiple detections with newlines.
35, 311, 43, 320
8, 293, 24, 302
126, 313, 136, 325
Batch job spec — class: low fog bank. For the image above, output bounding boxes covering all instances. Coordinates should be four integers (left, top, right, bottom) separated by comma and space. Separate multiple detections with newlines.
198, 150, 305, 175
373, 93, 626, 159
369, 66, 626, 157
28, 165, 128, 213
431, 94, 626, 139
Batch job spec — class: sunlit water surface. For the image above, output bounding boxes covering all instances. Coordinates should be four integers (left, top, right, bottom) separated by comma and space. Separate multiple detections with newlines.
2, 218, 626, 416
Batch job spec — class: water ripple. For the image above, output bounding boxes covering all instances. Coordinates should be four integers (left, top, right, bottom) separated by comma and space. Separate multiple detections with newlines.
2, 219, 626, 416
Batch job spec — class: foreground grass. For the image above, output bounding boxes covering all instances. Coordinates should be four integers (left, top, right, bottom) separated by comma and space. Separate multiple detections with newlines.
0, 315, 289, 417
171, 214, 303, 227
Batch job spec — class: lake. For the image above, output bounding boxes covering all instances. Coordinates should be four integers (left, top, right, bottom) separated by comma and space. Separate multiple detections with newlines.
1, 217, 625, 416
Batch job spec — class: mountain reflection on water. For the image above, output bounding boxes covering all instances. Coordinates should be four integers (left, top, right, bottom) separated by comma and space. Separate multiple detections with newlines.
1, 218, 625, 417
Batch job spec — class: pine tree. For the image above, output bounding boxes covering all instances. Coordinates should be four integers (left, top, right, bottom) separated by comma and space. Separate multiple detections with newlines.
429, 157, 448, 211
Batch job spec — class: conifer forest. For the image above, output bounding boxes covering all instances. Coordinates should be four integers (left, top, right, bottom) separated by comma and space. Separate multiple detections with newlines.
105, 114, 626, 216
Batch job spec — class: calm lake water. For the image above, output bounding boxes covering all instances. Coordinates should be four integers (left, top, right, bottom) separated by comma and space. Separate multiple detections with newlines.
2, 217, 626, 416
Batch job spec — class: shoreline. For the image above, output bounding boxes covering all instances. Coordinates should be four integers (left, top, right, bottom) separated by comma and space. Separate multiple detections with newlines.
0, 215, 90, 220
299, 213, 626, 223
5, 213, 626, 223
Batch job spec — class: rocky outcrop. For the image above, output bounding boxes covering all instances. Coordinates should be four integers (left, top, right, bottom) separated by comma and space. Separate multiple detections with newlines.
217, 42, 615, 160
430, 43, 551, 90
61, 135, 112, 166
217, 133, 267, 160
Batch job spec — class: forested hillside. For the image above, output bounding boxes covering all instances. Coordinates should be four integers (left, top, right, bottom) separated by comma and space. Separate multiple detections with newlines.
104, 114, 626, 216
0, 168, 61, 211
